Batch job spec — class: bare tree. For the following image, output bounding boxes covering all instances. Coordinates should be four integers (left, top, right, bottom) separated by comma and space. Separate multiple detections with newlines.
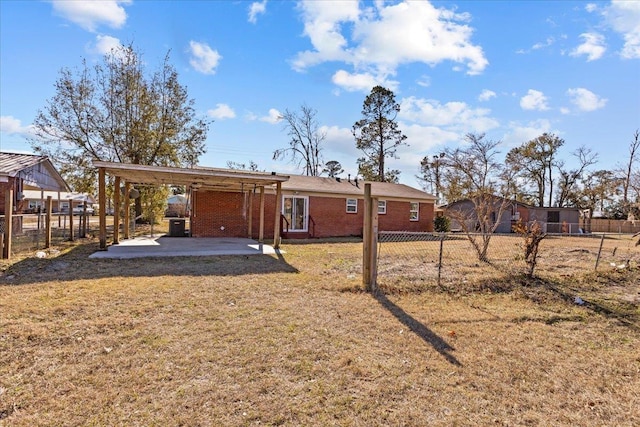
418, 153, 446, 204
619, 129, 640, 217
443, 133, 510, 262
555, 146, 598, 207
273, 104, 325, 176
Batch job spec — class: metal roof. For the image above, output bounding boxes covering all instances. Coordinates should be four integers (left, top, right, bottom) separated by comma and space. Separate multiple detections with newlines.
0, 152, 69, 191
93, 161, 290, 191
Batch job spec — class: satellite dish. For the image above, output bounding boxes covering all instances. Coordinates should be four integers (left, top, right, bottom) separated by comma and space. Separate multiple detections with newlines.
129, 188, 140, 199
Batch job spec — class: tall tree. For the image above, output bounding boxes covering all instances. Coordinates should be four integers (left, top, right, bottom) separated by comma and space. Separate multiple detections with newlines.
619, 129, 640, 217
443, 133, 509, 262
322, 160, 344, 178
418, 152, 446, 204
505, 133, 564, 207
30, 43, 209, 194
352, 86, 407, 182
273, 104, 325, 176
555, 146, 598, 207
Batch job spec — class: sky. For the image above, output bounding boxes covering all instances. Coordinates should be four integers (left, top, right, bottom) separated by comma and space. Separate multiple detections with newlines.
1, 0, 639, 191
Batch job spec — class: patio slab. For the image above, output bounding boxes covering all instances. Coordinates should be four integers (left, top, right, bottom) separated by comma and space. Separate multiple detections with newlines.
89, 236, 281, 259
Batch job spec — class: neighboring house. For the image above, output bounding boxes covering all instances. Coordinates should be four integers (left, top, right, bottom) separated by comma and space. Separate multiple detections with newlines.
166, 194, 189, 217
192, 175, 436, 239
443, 197, 582, 234
22, 190, 95, 214
0, 152, 69, 215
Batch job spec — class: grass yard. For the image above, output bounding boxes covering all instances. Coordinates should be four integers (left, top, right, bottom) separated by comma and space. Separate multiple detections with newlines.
1, 236, 639, 426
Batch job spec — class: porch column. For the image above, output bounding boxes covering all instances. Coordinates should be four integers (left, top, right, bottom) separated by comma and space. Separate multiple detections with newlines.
123, 182, 131, 239
98, 167, 106, 249
259, 186, 265, 242
113, 176, 121, 244
273, 182, 282, 249
68, 198, 74, 241
2, 188, 13, 259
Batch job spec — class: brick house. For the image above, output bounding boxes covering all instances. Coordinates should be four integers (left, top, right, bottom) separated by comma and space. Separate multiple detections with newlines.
192, 175, 436, 239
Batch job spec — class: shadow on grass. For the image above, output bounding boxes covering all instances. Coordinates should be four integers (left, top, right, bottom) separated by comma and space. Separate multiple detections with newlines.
1, 241, 299, 286
374, 292, 462, 366
529, 275, 640, 331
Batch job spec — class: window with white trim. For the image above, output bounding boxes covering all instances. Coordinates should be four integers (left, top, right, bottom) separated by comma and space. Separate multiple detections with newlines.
410, 202, 419, 221
378, 200, 386, 214
346, 198, 357, 213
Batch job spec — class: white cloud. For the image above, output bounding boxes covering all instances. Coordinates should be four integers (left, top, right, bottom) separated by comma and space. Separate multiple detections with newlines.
322, 125, 359, 158
90, 35, 122, 55
399, 97, 499, 133
51, 0, 130, 32
585, 3, 598, 13
0, 115, 34, 136
188, 41, 222, 75
331, 70, 398, 93
566, 88, 607, 111
416, 75, 431, 88
570, 33, 606, 61
560, 107, 571, 115
532, 37, 555, 50
478, 89, 496, 102
259, 108, 282, 124
520, 89, 549, 111
502, 119, 553, 147
293, 1, 488, 79
248, 1, 267, 24
207, 104, 236, 120
604, 0, 640, 59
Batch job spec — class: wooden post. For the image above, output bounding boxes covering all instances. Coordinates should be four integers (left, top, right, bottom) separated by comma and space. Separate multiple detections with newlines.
113, 176, 121, 244
3, 188, 13, 259
259, 186, 265, 243
273, 182, 282, 249
595, 233, 605, 271
247, 189, 253, 239
98, 167, 106, 249
45, 196, 53, 248
363, 183, 378, 292
124, 182, 131, 239
68, 198, 74, 241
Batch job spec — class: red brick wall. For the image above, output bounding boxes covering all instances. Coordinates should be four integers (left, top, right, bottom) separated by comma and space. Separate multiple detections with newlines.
191, 191, 249, 237
194, 190, 434, 239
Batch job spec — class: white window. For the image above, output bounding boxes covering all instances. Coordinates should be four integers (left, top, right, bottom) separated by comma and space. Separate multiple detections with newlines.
378, 200, 387, 215
346, 198, 357, 213
410, 202, 419, 221
282, 196, 308, 232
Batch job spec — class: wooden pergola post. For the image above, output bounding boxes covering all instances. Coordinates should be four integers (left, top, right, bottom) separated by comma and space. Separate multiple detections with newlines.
124, 182, 131, 239
98, 167, 106, 249
113, 176, 121, 244
68, 198, 74, 241
3, 188, 13, 259
45, 196, 53, 248
273, 182, 282, 249
259, 186, 265, 242
247, 189, 253, 239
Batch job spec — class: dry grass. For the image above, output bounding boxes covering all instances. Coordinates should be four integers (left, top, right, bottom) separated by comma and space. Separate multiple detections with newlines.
1, 236, 639, 426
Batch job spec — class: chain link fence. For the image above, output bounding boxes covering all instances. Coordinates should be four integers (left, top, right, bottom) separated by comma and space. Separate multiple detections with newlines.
377, 231, 640, 293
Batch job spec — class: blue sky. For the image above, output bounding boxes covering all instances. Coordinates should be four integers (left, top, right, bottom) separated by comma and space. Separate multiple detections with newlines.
1, 0, 639, 189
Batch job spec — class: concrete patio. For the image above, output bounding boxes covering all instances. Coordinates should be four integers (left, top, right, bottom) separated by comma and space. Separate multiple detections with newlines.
89, 236, 280, 259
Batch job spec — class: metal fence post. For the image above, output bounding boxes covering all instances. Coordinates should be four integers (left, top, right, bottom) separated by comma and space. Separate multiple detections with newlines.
437, 232, 444, 288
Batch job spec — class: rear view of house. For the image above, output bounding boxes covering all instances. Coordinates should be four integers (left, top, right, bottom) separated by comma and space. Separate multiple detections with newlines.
193, 175, 436, 239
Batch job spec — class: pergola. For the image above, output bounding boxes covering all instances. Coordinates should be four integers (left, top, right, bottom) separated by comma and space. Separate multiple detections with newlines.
93, 161, 290, 250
